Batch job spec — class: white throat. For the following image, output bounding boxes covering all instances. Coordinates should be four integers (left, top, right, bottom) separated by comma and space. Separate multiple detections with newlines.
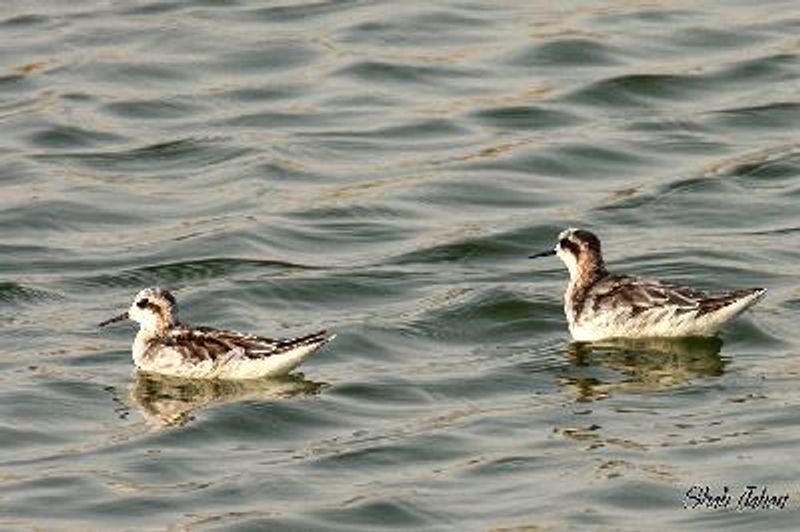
133, 311, 162, 335
556, 248, 580, 282
129, 309, 165, 367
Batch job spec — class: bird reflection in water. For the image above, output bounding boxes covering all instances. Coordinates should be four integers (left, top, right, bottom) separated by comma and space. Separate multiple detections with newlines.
129, 371, 326, 427
559, 336, 725, 401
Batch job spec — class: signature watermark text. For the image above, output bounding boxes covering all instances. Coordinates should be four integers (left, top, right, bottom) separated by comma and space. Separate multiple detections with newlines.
683, 485, 790, 511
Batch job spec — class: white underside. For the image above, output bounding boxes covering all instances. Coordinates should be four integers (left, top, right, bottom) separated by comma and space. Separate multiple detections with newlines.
568, 290, 765, 342
133, 337, 329, 379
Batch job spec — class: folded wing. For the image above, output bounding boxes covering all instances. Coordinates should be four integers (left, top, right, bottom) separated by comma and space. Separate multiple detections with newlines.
163, 325, 332, 362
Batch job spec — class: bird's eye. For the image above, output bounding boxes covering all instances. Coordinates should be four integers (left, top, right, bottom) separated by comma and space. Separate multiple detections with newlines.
559, 238, 580, 255
136, 298, 149, 309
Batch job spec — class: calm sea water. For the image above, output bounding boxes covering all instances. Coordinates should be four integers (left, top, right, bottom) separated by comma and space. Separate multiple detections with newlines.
2, 1, 800, 530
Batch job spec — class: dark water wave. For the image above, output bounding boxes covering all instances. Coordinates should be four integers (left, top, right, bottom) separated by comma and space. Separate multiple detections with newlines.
0, 282, 62, 305
34, 137, 251, 174
76, 258, 314, 289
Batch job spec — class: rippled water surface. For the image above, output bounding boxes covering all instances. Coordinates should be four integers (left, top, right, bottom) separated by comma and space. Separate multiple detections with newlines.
2, 1, 800, 530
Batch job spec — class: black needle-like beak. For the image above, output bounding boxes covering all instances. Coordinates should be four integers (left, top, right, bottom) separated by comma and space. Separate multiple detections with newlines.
529, 249, 556, 259
99, 312, 128, 327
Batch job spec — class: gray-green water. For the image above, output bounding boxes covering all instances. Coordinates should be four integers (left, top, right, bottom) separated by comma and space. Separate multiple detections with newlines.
2, 1, 800, 530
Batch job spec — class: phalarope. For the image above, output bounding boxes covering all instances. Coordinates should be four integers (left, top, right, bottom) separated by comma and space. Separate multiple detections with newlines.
530, 228, 766, 342
99, 287, 334, 379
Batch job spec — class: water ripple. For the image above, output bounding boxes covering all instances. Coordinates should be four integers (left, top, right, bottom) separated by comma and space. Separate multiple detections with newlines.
75, 258, 313, 289
34, 137, 251, 174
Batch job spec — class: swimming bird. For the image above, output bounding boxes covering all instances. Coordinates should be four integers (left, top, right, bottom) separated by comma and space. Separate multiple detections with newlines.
99, 287, 334, 379
529, 228, 766, 341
